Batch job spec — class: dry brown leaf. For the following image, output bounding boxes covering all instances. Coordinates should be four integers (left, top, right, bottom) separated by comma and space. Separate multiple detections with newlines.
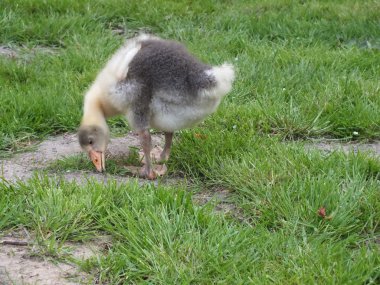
194, 133, 207, 139
317, 207, 332, 220
317, 207, 326, 218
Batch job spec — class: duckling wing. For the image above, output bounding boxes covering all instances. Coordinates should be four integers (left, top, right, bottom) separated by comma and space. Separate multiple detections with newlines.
123, 38, 234, 131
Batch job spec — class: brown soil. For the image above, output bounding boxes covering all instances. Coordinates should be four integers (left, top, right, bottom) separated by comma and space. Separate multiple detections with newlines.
306, 140, 380, 157
0, 46, 17, 58
0, 45, 59, 60
0, 132, 164, 184
0, 229, 108, 285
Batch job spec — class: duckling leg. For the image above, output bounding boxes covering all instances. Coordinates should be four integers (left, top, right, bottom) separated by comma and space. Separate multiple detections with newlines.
138, 129, 156, 180
159, 132, 173, 163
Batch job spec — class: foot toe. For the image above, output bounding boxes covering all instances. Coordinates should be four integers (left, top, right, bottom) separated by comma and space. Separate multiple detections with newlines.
139, 167, 157, 180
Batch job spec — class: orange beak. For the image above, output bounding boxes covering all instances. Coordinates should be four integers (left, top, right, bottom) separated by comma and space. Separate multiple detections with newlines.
89, 150, 105, 172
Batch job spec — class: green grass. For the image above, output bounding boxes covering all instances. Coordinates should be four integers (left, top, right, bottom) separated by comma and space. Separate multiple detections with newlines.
1, 0, 379, 151
1, 175, 379, 284
0, 0, 379, 284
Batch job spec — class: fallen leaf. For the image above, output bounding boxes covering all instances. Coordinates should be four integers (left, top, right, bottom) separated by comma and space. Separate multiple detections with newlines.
194, 133, 207, 139
317, 207, 326, 218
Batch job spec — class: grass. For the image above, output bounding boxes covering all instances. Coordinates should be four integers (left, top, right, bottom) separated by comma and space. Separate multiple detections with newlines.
48, 147, 142, 176
1, 0, 379, 152
1, 175, 379, 284
0, 0, 379, 284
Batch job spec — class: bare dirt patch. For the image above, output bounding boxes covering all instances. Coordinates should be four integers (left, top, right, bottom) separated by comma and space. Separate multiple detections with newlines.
307, 140, 380, 157
193, 187, 231, 208
192, 187, 248, 221
0, 45, 59, 61
0, 245, 85, 285
0, 229, 107, 285
0, 132, 164, 184
0, 46, 17, 58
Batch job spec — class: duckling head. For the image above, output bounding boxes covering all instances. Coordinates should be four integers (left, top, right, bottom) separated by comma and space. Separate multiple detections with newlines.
78, 125, 109, 172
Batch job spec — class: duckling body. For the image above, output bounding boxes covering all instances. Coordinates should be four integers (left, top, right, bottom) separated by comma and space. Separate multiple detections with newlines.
79, 34, 235, 179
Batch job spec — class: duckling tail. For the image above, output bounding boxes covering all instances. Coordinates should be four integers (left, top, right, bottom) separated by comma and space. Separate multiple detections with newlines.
203, 63, 235, 98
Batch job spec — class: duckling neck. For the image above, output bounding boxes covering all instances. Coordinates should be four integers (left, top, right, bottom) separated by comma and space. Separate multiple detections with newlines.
82, 91, 107, 129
